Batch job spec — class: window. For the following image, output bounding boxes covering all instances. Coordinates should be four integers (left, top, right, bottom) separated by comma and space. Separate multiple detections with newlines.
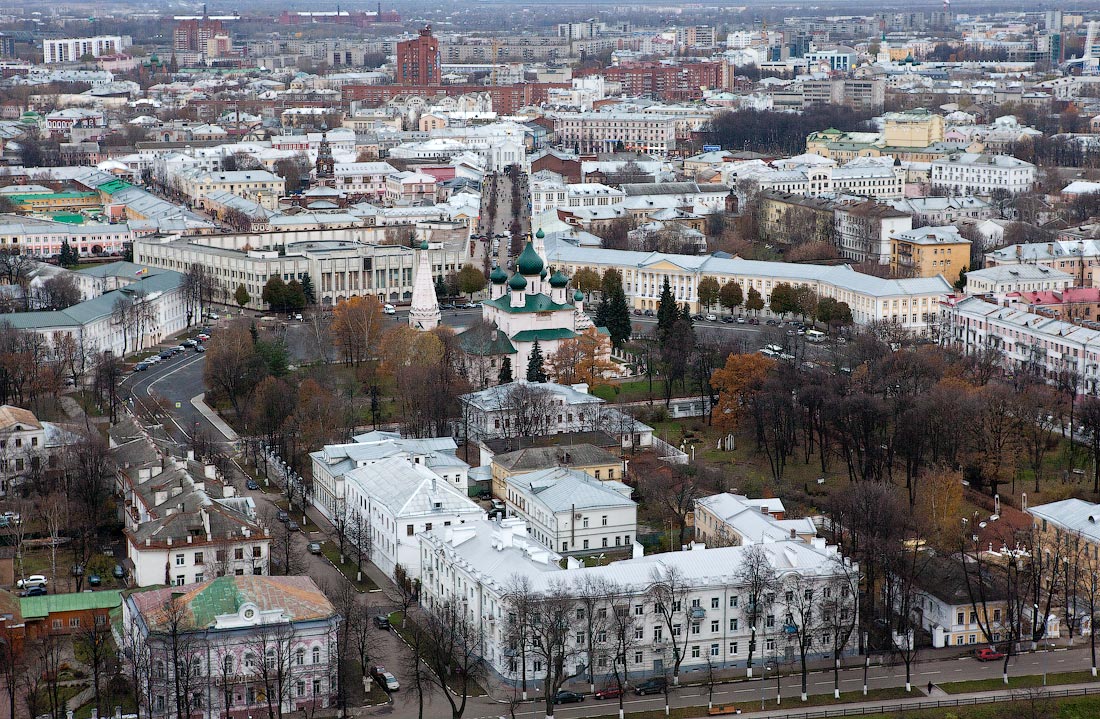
296, 649, 305, 666
175, 553, 185, 566
711, 597, 720, 609
582, 517, 589, 528
634, 651, 643, 664
957, 612, 964, 625
596, 630, 607, 643
253, 546, 262, 558
174, 575, 185, 586
234, 548, 244, 560
602, 515, 608, 526
634, 604, 644, 616
583, 539, 589, 550
691, 622, 700, 635
653, 626, 663, 641
313, 646, 321, 664
194, 573, 204, 583
691, 645, 700, 658
52, 619, 62, 630
407, 525, 414, 536
224, 656, 234, 674
765, 638, 775, 652
194, 552, 204, 565
245, 653, 256, 668
969, 611, 977, 624
729, 642, 738, 654
297, 681, 306, 697
994, 609, 1002, 622
313, 679, 322, 696
711, 644, 720, 657
634, 627, 644, 640
730, 596, 739, 608
710, 620, 719, 633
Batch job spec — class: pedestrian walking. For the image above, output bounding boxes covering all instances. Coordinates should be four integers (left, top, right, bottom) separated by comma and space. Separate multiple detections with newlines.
927, 681, 933, 694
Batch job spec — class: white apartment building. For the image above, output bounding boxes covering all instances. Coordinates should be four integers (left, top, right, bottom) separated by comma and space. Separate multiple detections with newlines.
833, 201, 914, 264
179, 170, 286, 208
942, 295, 1100, 394
270, 128, 356, 156
332, 162, 397, 199
930, 153, 1036, 195
553, 112, 678, 154
964, 264, 1073, 295
0, 216, 132, 258
729, 162, 906, 200
385, 171, 437, 206
530, 179, 625, 214
310, 430, 471, 524
0, 405, 71, 496
344, 457, 482, 579
545, 237, 953, 330
43, 35, 131, 63
504, 468, 637, 555
418, 518, 858, 680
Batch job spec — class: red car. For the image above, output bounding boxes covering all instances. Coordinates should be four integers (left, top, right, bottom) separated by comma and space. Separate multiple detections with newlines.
975, 648, 1005, 662
594, 686, 623, 700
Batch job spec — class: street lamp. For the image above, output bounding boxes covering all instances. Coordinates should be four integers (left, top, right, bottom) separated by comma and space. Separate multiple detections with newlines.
1036, 603, 1046, 686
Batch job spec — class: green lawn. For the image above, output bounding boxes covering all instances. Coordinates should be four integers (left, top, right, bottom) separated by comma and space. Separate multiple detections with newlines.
320, 542, 380, 592
591, 378, 677, 404
574, 687, 910, 719
940, 670, 1100, 694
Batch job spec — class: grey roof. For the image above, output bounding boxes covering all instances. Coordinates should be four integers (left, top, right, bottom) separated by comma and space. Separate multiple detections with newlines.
965, 264, 1073, 283
1028, 498, 1100, 544
507, 467, 634, 512
343, 457, 481, 518
461, 381, 602, 412
494, 443, 620, 473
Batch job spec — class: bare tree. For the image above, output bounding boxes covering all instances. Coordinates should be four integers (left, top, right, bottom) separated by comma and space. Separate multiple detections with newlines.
419, 599, 485, 719
576, 575, 612, 693
1079, 532, 1100, 677
605, 584, 638, 719
75, 617, 117, 718
782, 573, 821, 702
527, 581, 585, 719
502, 574, 536, 700
737, 544, 780, 678
647, 563, 691, 685
822, 557, 860, 699
251, 621, 296, 719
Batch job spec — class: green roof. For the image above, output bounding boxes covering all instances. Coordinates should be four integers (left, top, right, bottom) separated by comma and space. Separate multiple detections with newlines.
457, 327, 517, 356
51, 213, 85, 224
7, 192, 96, 203
517, 241, 545, 276
184, 576, 248, 627
20, 590, 122, 620
511, 328, 578, 343
97, 179, 132, 195
484, 293, 574, 314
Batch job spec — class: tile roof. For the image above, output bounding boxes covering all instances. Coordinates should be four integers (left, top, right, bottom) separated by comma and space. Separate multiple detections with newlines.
131, 576, 335, 630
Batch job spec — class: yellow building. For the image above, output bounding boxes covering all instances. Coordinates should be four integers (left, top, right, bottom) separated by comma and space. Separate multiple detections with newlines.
489, 443, 622, 499
4, 191, 100, 213
890, 226, 971, 280
883, 108, 944, 149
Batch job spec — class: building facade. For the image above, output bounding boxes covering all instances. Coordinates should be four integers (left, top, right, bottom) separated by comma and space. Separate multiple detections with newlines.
397, 26, 442, 86
930, 153, 1036, 195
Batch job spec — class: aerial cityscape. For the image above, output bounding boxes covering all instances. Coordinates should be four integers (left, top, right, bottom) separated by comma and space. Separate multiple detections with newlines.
3, 1, 1100, 719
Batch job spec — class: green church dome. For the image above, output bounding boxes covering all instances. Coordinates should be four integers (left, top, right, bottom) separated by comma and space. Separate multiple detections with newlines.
420, 240, 428, 250
517, 241, 544, 276
549, 270, 569, 288
574, 289, 585, 302
490, 265, 508, 284
508, 273, 528, 290
535, 228, 545, 239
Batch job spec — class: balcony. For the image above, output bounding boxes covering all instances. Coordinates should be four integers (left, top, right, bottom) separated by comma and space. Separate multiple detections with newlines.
689, 607, 707, 620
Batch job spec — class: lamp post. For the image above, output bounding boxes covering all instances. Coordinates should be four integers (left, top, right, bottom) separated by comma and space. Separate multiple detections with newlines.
1036, 603, 1046, 686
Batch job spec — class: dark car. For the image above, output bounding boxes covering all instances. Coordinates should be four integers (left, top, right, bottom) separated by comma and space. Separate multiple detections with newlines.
133, 362, 149, 371
112, 564, 127, 579
276, 510, 290, 523
87, 574, 102, 587
373, 615, 391, 629
722, 316, 735, 323
633, 309, 642, 315
643, 309, 654, 317
553, 691, 585, 704
594, 686, 623, 700
634, 678, 667, 695
21, 586, 48, 597
246, 479, 259, 491
286, 520, 300, 532
195, 345, 206, 353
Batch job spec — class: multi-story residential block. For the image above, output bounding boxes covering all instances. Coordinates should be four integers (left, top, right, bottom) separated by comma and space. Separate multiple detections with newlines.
890, 226, 971, 280
885, 196, 992, 227
984, 239, 1100, 287
418, 518, 857, 680
397, 25, 441, 86
119, 576, 339, 719
804, 46, 857, 71
503, 467, 637, 555
545, 237, 953, 329
110, 418, 270, 587
941, 295, 1100, 393
1016, 288, 1100, 322
964, 264, 1073, 295
174, 17, 226, 52
310, 430, 470, 524
332, 162, 397, 198
694, 494, 816, 547
43, 35, 130, 63
553, 112, 677, 154
910, 554, 1015, 649
598, 62, 725, 100
45, 108, 107, 139
729, 161, 905, 200
179, 170, 286, 209
834, 200, 913, 264
757, 192, 837, 246
930, 153, 1036, 196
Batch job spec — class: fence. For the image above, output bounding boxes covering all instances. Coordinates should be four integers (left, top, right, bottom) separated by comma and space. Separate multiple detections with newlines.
653, 436, 689, 464
758, 684, 1100, 719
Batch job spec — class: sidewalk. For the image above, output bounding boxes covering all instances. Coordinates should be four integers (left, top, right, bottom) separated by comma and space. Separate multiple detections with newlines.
191, 392, 239, 441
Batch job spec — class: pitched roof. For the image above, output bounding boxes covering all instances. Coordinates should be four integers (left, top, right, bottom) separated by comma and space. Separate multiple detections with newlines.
507, 467, 634, 512
493, 443, 621, 472
131, 576, 335, 630
483, 293, 574, 315
21, 590, 121, 620
0, 405, 41, 431
343, 457, 481, 518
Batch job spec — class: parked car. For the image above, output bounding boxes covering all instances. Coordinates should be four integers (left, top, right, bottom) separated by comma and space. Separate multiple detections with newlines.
293, 313, 303, 321
553, 691, 585, 704
112, 565, 127, 579
377, 671, 400, 692
133, 362, 149, 371
594, 686, 623, 700
276, 510, 290, 522
286, 520, 300, 532
440, 303, 455, 310
737, 317, 747, 324
705, 314, 717, 321
383, 304, 397, 315
722, 316, 735, 323
16, 575, 47, 589
633, 309, 642, 315
373, 615, 391, 630
643, 309, 654, 317
2, 511, 22, 524
369, 665, 387, 679
181, 339, 197, 348
87, 574, 101, 587
20, 586, 47, 597
975, 648, 1005, 662
246, 479, 259, 490
144, 355, 160, 365
489, 498, 506, 511
634, 678, 667, 695
196, 333, 210, 341
195, 345, 206, 353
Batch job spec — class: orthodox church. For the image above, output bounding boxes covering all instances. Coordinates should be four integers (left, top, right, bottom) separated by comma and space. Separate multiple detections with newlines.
409, 228, 610, 385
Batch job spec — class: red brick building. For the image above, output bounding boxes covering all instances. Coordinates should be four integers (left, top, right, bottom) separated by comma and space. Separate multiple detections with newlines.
593, 62, 725, 101
173, 17, 225, 52
397, 25, 441, 86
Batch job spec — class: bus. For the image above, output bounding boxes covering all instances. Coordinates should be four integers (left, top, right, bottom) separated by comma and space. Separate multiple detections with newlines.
805, 329, 826, 343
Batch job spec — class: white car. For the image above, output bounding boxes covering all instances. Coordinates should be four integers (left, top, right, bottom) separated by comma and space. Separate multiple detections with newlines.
17, 574, 47, 589
145, 355, 161, 365
705, 314, 717, 321
378, 671, 400, 692
383, 304, 397, 315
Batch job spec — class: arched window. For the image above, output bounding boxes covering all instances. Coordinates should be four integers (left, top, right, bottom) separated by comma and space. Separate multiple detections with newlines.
223, 655, 234, 675
296, 648, 304, 666
312, 646, 321, 664
265, 648, 275, 669
244, 652, 256, 668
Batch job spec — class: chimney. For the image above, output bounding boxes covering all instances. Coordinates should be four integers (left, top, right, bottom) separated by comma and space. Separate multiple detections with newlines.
790, 527, 797, 539
760, 505, 769, 514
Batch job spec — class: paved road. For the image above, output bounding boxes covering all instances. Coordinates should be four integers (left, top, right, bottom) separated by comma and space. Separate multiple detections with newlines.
119, 348, 211, 445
